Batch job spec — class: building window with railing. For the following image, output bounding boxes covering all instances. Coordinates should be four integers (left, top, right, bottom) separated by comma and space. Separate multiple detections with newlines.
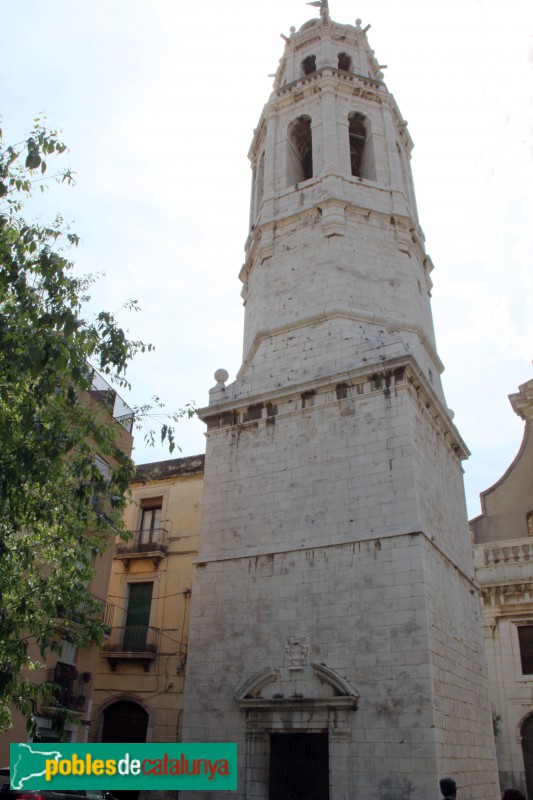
139, 497, 163, 547
102, 581, 160, 667
47, 662, 92, 714
115, 497, 169, 562
124, 582, 154, 650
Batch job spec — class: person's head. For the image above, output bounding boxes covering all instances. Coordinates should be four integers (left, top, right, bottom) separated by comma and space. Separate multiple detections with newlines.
502, 790, 526, 800
439, 778, 457, 798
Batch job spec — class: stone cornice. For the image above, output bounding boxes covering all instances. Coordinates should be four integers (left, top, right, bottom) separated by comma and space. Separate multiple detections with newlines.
193, 527, 478, 593
242, 188, 426, 283
481, 582, 533, 602
200, 356, 467, 459
235, 305, 444, 384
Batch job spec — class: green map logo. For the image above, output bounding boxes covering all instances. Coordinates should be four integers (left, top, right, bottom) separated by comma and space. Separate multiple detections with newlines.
11, 743, 63, 790
10, 743, 238, 791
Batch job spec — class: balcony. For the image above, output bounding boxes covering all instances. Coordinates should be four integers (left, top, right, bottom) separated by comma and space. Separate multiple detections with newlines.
43, 665, 92, 716
88, 370, 134, 433
56, 593, 114, 633
115, 528, 169, 569
101, 625, 160, 671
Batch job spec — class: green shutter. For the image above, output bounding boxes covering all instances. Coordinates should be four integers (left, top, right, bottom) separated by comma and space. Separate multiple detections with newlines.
125, 583, 153, 628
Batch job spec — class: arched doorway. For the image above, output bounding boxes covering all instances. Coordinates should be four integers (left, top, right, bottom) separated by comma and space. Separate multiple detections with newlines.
521, 715, 533, 799
101, 701, 149, 800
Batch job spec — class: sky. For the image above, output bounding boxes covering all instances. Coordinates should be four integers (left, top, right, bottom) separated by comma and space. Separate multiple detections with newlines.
1, 0, 531, 518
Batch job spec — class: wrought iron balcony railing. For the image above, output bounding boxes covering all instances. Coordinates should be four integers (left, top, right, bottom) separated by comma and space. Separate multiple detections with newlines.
102, 625, 160, 655
56, 593, 114, 631
88, 370, 134, 433
47, 665, 92, 714
115, 528, 169, 557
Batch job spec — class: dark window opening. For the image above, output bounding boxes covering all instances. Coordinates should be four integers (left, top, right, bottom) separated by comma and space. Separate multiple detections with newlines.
349, 112, 367, 177
302, 55, 317, 76
287, 116, 313, 186
270, 732, 329, 800
527, 511, 533, 537
518, 625, 533, 673
338, 52, 351, 71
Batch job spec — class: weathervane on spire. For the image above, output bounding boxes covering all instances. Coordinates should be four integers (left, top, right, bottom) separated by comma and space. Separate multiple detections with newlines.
306, 0, 330, 18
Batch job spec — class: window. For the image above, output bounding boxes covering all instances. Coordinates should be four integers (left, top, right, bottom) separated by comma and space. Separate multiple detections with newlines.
91, 455, 111, 520
527, 512, 533, 537
338, 52, 351, 71
124, 582, 153, 650
33, 718, 72, 743
270, 732, 329, 800
287, 116, 313, 186
301, 55, 316, 76
518, 625, 533, 673
139, 496, 163, 548
59, 640, 77, 665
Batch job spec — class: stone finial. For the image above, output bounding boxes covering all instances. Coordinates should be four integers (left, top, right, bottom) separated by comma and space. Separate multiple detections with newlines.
214, 368, 229, 387
210, 369, 229, 398
355, 18, 371, 35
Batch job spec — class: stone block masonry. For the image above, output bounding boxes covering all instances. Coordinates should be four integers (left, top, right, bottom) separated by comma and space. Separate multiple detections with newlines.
182, 9, 499, 798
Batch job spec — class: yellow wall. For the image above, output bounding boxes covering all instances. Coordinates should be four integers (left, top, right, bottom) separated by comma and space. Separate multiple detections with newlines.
91, 456, 203, 744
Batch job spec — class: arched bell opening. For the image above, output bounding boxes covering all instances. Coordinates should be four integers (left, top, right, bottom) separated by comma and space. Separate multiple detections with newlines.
302, 54, 317, 76
337, 52, 352, 72
348, 111, 376, 181
287, 115, 313, 186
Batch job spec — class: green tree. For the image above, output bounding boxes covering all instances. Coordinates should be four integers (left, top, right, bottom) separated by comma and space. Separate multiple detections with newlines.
0, 118, 190, 735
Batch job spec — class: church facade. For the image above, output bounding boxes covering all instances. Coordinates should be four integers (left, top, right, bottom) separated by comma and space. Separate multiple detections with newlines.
182, 7, 499, 799
471, 379, 533, 797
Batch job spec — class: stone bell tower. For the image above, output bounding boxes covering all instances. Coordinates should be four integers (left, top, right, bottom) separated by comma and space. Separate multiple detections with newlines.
183, 7, 499, 800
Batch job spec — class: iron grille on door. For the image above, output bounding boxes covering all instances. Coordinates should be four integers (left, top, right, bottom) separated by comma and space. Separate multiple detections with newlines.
269, 732, 329, 800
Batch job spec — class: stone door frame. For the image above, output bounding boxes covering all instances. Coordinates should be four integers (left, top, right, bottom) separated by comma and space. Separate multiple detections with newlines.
235, 663, 358, 800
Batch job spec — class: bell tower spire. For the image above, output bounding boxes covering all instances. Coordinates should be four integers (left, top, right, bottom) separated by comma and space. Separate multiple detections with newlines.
240, 13, 435, 409
183, 11, 499, 800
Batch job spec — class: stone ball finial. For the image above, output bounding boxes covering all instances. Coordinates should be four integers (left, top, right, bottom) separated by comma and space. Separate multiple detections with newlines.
214, 368, 229, 386
355, 18, 362, 28
290, 26, 296, 35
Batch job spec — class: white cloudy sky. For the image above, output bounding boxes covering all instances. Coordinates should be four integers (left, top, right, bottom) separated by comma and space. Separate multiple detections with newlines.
1, 0, 531, 518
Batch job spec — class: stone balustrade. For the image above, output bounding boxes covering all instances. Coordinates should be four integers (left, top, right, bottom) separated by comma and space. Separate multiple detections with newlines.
483, 541, 533, 567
